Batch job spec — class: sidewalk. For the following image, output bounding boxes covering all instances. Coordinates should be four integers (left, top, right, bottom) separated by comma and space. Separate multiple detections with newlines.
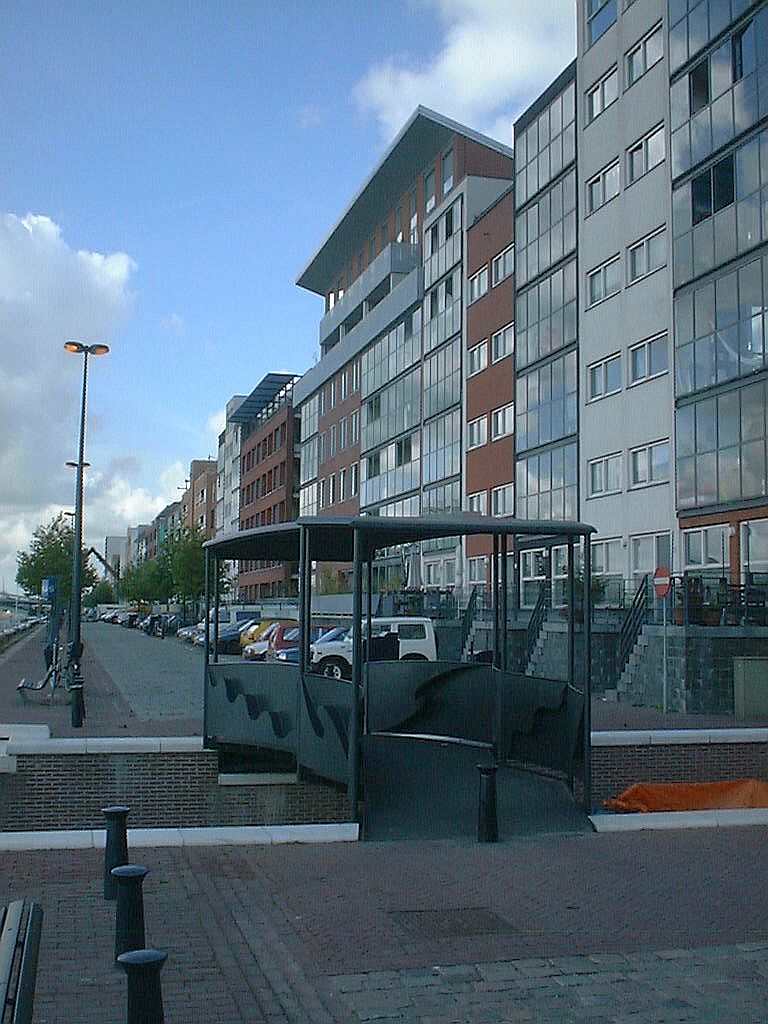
3, 826, 768, 1023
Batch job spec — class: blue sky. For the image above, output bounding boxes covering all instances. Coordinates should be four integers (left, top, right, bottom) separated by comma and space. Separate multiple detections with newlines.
0, 0, 575, 587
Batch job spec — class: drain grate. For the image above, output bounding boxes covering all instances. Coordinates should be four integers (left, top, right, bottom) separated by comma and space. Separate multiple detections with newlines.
389, 907, 516, 939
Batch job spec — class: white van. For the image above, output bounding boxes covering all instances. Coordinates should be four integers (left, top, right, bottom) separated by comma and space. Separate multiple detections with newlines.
310, 617, 437, 679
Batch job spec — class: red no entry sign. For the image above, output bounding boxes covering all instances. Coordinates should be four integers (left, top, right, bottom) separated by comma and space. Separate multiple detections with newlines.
653, 564, 672, 598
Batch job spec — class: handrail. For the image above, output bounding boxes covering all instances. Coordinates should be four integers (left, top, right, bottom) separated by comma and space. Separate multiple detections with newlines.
523, 583, 549, 669
617, 573, 649, 676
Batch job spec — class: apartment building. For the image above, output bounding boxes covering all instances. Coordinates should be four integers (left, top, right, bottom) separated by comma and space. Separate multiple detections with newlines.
294, 106, 514, 589
215, 394, 246, 538
667, 0, 768, 583
577, 1, 675, 596
183, 459, 217, 539
513, 62, 579, 602
235, 373, 300, 600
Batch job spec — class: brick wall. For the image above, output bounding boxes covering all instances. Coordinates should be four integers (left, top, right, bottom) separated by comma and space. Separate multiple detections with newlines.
0, 742, 349, 831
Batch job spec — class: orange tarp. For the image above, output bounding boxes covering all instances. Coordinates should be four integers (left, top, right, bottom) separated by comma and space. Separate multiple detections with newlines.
605, 778, 768, 813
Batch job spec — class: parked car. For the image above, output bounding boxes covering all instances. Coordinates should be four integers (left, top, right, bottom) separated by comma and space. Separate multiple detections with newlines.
201, 618, 260, 655
160, 613, 181, 636
239, 618, 290, 650
310, 617, 437, 679
275, 626, 347, 665
242, 621, 292, 660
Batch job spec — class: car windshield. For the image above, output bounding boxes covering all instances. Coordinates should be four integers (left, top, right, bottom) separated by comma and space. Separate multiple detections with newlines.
316, 627, 349, 643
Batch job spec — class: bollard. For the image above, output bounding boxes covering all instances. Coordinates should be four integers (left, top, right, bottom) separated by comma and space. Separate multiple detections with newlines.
117, 948, 167, 1024
477, 763, 499, 843
112, 865, 149, 961
103, 806, 130, 900
70, 681, 84, 728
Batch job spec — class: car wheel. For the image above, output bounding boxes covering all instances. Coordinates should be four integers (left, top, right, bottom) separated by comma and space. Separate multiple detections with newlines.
320, 657, 347, 680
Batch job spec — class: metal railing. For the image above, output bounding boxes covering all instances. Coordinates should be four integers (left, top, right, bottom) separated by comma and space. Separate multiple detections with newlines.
460, 585, 480, 656
524, 584, 550, 669
617, 574, 649, 677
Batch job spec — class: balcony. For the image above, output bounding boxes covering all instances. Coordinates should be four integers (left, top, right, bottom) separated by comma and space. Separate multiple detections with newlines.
320, 242, 421, 350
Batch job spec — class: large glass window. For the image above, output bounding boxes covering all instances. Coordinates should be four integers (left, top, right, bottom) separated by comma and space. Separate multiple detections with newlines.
361, 310, 421, 397
515, 169, 577, 288
516, 259, 577, 368
423, 408, 461, 485
587, 0, 616, 47
360, 367, 421, 453
423, 336, 460, 420
516, 348, 578, 453
516, 441, 578, 521
514, 80, 575, 206
674, 253, 768, 397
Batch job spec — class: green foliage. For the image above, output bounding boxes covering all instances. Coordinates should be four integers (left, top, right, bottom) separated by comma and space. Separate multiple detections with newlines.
161, 527, 207, 602
120, 556, 174, 604
16, 514, 98, 607
84, 580, 114, 607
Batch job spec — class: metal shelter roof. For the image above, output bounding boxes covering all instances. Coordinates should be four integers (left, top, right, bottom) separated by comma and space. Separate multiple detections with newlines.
205, 513, 595, 564
228, 373, 298, 425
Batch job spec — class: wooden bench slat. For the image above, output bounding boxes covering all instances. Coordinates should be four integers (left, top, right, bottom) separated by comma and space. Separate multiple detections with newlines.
12, 904, 42, 1024
0, 901, 24, 1013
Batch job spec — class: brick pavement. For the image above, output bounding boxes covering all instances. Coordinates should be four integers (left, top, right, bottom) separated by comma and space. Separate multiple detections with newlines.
3, 827, 768, 1022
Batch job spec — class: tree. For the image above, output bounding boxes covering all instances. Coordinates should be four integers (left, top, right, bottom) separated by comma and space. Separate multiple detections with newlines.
120, 557, 174, 604
84, 580, 114, 607
16, 514, 98, 608
162, 528, 207, 603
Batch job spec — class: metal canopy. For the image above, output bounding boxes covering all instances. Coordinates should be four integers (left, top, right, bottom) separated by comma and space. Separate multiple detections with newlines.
204, 512, 595, 564
228, 373, 298, 425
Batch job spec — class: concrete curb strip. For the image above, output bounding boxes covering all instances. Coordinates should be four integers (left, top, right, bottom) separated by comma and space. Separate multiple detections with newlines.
591, 808, 768, 830
0, 822, 360, 850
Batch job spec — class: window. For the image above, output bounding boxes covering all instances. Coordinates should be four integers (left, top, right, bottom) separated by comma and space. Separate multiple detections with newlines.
626, 23, 663, 87
395, 205, 403, 243
340, 371, 348, 401
468, 556, 488, 583
350, 409, 360, 444
588, 453, 622, 496
339, 417, 347, 450
467, 490, 488, 515
366, 452, 381, 478
689, 58, 709, 115
492, 482, 514, 516
352, 360, 360, 392
468, 415, 488, 449
732, 21, 756, 84
319, 477, 327, 509
691, 154, 734, 225
328, 473, 336, 505
318, 432, 326, 464
586, 66, 618, 123
588, 353, 621, 400
492, 245, 514, 285
468, 340, 488, 377
684, 525, 729, 572
395, 435, 412, 466
630, 439, 669, 487
350, 462, 359, 496
469, 266, 488, 303
629, 333, 667, 384
425, 169, 436, 213
587, 0, 616, 46
409, 190, 418, 243
366, 394, 381, 423
627, 226, 666, 283
586, 160, 620, 214
425, 561, 441, 587
492, 402, 515, 441
491, 323, 514, 363
627, 123, 665, 184
442, 149, 454, 195
587, 254, 621, 306
338, 467, 346, 502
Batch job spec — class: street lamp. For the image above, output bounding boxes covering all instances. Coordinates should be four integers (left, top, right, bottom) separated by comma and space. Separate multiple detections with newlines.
64, 340, 109, 726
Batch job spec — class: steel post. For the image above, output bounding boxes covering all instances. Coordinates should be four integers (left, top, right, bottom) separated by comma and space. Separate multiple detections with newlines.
103, 805, 130, 900
477, 763, 499, 842
117, 948, 167, 1024
112, 864, 148, 960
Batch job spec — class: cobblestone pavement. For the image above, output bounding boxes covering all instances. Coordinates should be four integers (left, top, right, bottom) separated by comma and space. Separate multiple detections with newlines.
3, 827, 768, 1022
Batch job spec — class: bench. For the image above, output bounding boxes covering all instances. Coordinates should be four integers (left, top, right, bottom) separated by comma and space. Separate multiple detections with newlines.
0, 900, 43, 1024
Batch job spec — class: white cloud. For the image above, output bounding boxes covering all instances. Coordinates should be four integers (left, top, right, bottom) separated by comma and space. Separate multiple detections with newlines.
0, 212, 137, 588
354, 0, 576, 145
207, 409, 226, 438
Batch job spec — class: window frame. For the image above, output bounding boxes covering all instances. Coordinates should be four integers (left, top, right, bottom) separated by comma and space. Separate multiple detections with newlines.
467, 340, 488, 377
587, 352, 622, 401
491, 402, 515, 441
491, 322, 514, 364
586, 0, 617, 48
491, 482, 515, 517
467, 415, 488, 450
586, 158, 620, 215
467, 490, 488, 515
468, 265, 489, 304
491, 244, 515, 286
586, 254, 621, 307
627, 225, 667, 285
628, 331, 668, 386
625, 22, 663, 89
588, 452, 623, 497
626, 123, 665, 185
586, 65, 619, 124
629, 438, 670, 488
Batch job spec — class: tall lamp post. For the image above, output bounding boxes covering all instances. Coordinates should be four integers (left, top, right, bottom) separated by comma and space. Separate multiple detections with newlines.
64, 340, 109, 726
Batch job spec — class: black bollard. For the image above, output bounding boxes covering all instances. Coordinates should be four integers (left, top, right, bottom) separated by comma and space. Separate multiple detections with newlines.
117, 948, 167, 1024
70, 680, 84, 728
103, 806, 130, 900
112, 865, 148, 961
477, 763, 499, 843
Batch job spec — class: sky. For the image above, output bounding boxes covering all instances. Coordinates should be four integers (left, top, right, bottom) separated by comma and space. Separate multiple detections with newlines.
0, 0, 576, 591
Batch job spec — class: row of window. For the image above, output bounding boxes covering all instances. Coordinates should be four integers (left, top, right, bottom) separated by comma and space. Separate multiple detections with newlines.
587, 225, 667, 307
515, 258, 578, 369
588, 333, 669, 402
588, 439, 671, 497
586, 123, 665, 216
514, 79, 576, 208
515, 169, 577, 289
467, 402, 516, 449
240, 461, 287, 507
317, 463, 360, 509
240, 422, 287, 474
585, 21, 663, 123
317, 410, 360, 465
467, 323, 515, 376
466, 482, 515, 518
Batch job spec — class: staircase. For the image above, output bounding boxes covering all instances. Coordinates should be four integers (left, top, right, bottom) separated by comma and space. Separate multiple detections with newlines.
615, 631, 650, 701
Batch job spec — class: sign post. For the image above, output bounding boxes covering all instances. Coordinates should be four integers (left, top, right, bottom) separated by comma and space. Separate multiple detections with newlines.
653, 566, 672, 714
